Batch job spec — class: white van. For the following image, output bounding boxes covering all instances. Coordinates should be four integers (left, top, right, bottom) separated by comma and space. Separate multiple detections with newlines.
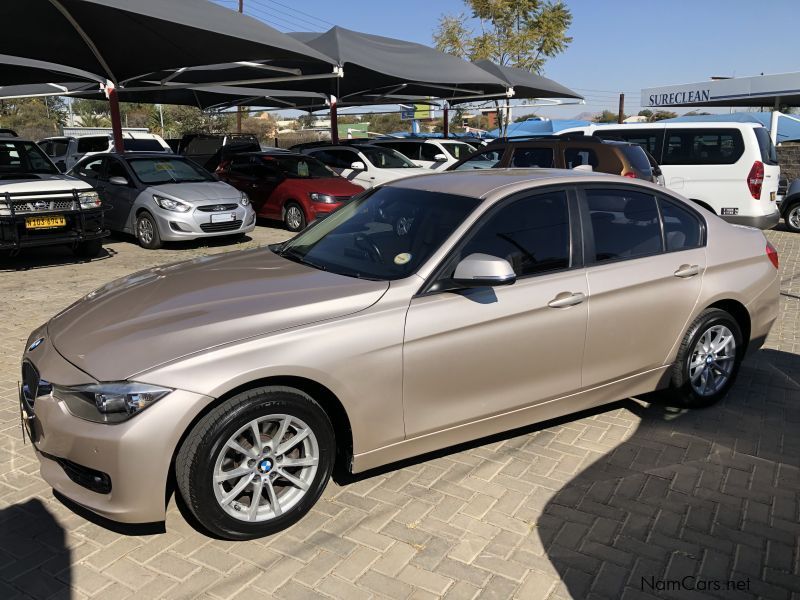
369, 138, 476, 170
557, 122, 780, 229
39, 131, 171, 172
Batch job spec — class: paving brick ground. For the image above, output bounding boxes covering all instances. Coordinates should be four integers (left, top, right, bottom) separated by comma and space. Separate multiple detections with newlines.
0, 223, 798, 600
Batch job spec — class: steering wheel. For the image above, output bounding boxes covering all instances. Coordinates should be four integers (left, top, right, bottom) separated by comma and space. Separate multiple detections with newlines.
354, 233, 383, 263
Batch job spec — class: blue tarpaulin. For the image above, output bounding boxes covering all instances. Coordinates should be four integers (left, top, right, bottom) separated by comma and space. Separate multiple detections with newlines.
487, 118, 591, 138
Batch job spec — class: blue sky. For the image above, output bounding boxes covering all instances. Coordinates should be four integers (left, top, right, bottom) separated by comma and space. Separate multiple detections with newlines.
215, 0, 800, 119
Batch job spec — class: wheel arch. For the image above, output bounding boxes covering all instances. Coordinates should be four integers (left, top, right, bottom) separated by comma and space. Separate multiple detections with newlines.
780, 193, 800, 217
706, 298, 751, 353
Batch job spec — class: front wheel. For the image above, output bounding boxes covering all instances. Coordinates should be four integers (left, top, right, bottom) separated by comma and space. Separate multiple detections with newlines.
784, 201, 800, 233
176, 387, 335, 540
284, 203, 306, 232
136, 212, 162, 249
663, 309, 743, 408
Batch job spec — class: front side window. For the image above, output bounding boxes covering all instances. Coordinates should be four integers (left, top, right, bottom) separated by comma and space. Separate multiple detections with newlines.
660, 199, 702, 251
441, 142, 473, 160
310, 149, 357, 170
278, 187, 480, 280
455, 190, 570, 277
357, 146, 418, 169
585, 189, 662, 262
74, 157, 105, 179
510, 147, 555, 168
419, 144, 443, 162
128, 157, 214, 184
564, 147, 599, 169
662, 129, 744, 165
452, 147, 505, 170
104, 158, 129, 181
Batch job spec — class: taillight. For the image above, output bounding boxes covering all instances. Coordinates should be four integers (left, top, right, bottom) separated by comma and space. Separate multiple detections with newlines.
747, 161, 764, 199
622, 172, 637, 178
766, 241, 779, 269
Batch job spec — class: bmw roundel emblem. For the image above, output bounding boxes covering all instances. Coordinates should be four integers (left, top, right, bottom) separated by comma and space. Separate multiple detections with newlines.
28, 338, 44, 352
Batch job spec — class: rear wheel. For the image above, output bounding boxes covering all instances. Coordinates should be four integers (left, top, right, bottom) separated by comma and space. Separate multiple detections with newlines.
72, 239, 103, 259
284, 202, 306, 232
663, 309, 743, 408
136, 212, 162, 249
785, 201, 800, 233
176, 387, 335, 540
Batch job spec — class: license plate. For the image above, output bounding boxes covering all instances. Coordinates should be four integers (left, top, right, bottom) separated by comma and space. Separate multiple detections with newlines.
210, 212, 236, 223
25, 215, 66, 229
770, 191, 776, 202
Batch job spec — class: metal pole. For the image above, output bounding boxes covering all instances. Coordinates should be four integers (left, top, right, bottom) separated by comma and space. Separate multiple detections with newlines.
330, 97, 339, 144
158, 104, 165, 137
443, 105, 449, 139
236, 0, 244, 134
107, 86, 125, 153
617, 93, 625, 124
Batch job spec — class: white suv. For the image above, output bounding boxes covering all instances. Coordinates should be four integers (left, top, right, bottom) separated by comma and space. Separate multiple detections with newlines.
369, 138, 476, 170
557, 122, 780, 229
39, 131, 171, 172
300, 144, 423, 189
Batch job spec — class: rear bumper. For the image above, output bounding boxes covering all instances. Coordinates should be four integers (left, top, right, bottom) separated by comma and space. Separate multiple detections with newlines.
722, 210, 780, 230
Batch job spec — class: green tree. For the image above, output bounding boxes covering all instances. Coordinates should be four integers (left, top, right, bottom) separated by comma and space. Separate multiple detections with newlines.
433, 0, 573, 135
0, 97, 66, 139
650, 110, 677, 122
514, 112, 539, 122
638, 109, 653, 119
594, 110, 624, 123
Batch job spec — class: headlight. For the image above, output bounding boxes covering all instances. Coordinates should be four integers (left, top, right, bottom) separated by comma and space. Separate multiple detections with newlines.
54, 382, 172, 423
153, 194, 191, 212
310, 192, 338, 204
78, 190, 102, 209
240, 192, 250, 207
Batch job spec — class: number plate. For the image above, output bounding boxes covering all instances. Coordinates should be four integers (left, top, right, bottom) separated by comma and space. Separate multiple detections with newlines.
770, 191, 776, 202
210, 212, 236, 223
25, 215, 67, 229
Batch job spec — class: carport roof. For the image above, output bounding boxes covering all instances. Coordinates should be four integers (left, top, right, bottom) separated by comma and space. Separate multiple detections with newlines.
459, 60, 582, 104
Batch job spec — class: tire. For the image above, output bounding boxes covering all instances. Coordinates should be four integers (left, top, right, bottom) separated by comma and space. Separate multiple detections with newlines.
136, 211, 162, 249
72, 238, 104, 259
662, 309, 743, 408
175, 386, 335, 541
784, 201, 800, 233
284, 202, 306, 232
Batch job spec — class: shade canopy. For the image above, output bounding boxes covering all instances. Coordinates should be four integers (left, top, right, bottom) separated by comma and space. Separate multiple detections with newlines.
0, 0, 336, 86
285, 27, 509, 102
459, 60, 583, 104
0, 54, 104, 87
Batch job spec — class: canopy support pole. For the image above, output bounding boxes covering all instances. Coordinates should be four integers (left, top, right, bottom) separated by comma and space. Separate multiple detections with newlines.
330, 95, 339, 144
443, 105, 449, 138
107, 85, 124, 154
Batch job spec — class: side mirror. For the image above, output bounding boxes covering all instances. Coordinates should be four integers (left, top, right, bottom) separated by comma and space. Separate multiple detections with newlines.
108, 176, 129, 186
350, 161, 366, 171
452, 253, 516, 287
433, 153, 447, 162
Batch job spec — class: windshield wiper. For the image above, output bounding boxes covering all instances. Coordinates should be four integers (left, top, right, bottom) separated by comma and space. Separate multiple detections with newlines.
279, 246, 327, 272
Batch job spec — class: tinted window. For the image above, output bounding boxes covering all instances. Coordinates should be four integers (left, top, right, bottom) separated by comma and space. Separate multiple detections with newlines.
279, 187, 480, 281
0, 141, 58, 175
184, 136, 222, 156
74, 157, 105, 179
77, 136, 110, 153
230, 156, 252, 175
441, 142, 473, 160
662, 129, 744, 165
104, 159, 128, 181
123, 139, 166, 152
420, 143, 442, 161
310, 149, 357, 169
51, 140, 69, 156
564, 147, 599, 169
595, 130, 661, 156
660, 199, 702, 251
754, 127, 778, 165
586, 189, 662, 262
267, 155, 335, 178
453, 147, 504, 170
383, 142, 420, 160
510, 147, 555, 168
357, 146, 418, 169
458, 191, 570, 277
619, 145, 652, 174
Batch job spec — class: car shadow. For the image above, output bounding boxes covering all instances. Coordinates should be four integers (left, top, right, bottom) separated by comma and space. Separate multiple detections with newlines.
0, 499, 71, 598
0, 244, 116, 271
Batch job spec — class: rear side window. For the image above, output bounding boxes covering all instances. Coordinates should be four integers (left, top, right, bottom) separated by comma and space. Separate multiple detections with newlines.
77, 136, 110, 153
564, 147, 599, 169
754, 127, 778, 165
662, 129, 744, 165
459, 190, 570, 277
510, 147, 555, 168
310, 149, 357, 169
585, 189, 662, 262
385, 142, 420, 160
419, 144, 442, 161
452, 148, 504, 170
619, 145, 652, 174
594, 130, 662, 156
660, 199, 702, 251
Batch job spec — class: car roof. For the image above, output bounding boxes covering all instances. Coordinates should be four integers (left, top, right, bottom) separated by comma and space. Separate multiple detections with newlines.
385, 168, 636, 199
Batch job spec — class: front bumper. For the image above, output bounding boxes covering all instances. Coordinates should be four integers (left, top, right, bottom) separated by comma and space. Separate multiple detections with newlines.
152, 204, 257, 242
21, 329, 212, 524
0, 208, 107, 250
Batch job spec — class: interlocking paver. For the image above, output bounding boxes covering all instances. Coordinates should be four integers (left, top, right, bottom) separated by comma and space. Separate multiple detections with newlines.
0, 226, 798, 599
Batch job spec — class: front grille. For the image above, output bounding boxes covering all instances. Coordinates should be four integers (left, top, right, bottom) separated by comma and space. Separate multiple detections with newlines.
197, 203, 239, 212
8, 197, 77, 213
42, 452, 112, 494
200, 219, 243, 233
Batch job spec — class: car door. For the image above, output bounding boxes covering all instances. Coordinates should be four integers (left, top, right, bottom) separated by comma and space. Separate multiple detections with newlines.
402, 188, 588, 437
579, 186, 706, 387
71, 156, 105, 188
248, 157, 284, 217
96, 157, 138, 232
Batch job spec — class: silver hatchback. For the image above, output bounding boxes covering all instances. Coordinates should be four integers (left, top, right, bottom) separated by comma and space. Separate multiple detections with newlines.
69, 153, 256, 249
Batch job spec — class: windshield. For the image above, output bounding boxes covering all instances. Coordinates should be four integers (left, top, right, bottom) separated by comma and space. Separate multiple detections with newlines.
357, 146, 419, 169
268, 155, 336, 178
754, 127, 778, 165
452, 147, 504, 170
278, 186, 480, 280
0, 141, 59, 176
128, 157, 214, 184
441, 143, 474, 160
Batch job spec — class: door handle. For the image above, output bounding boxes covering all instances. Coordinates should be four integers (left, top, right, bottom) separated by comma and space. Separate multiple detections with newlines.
548, 292, 586, 308
674, 264, 700, 278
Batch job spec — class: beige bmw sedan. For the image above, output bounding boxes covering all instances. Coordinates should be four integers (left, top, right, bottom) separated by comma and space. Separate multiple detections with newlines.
20, 170, 779, 540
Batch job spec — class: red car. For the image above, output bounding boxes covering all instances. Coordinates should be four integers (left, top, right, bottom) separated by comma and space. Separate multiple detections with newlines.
217, 151, 363, 231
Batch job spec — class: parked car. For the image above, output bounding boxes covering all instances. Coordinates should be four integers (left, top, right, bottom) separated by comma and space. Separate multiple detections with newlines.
297, 143, 422, 188
0, 134, 106, 257
178, 133, 261, 171
216, 151, 363, 232
21, 169, 778, 540
68, 153, 255, 249
39, 132, 171, 172
779, 178, 800, 233
449, 134, 658, 183
369, 138, 476, 170
557, 122, 780, 229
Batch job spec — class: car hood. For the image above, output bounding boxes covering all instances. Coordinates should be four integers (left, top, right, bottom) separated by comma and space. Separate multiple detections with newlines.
48, 248, 389, 381
0, 174, 92, 193
148, 181, 241, 203
279, 177, 362, 196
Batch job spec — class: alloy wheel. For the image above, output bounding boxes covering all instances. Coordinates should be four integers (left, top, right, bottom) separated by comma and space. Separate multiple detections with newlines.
788, 205, 800, 231
138, 217, 154, 245
286, 206, 303, 231
688, 324, 736, 397
212, 414, 319, 522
